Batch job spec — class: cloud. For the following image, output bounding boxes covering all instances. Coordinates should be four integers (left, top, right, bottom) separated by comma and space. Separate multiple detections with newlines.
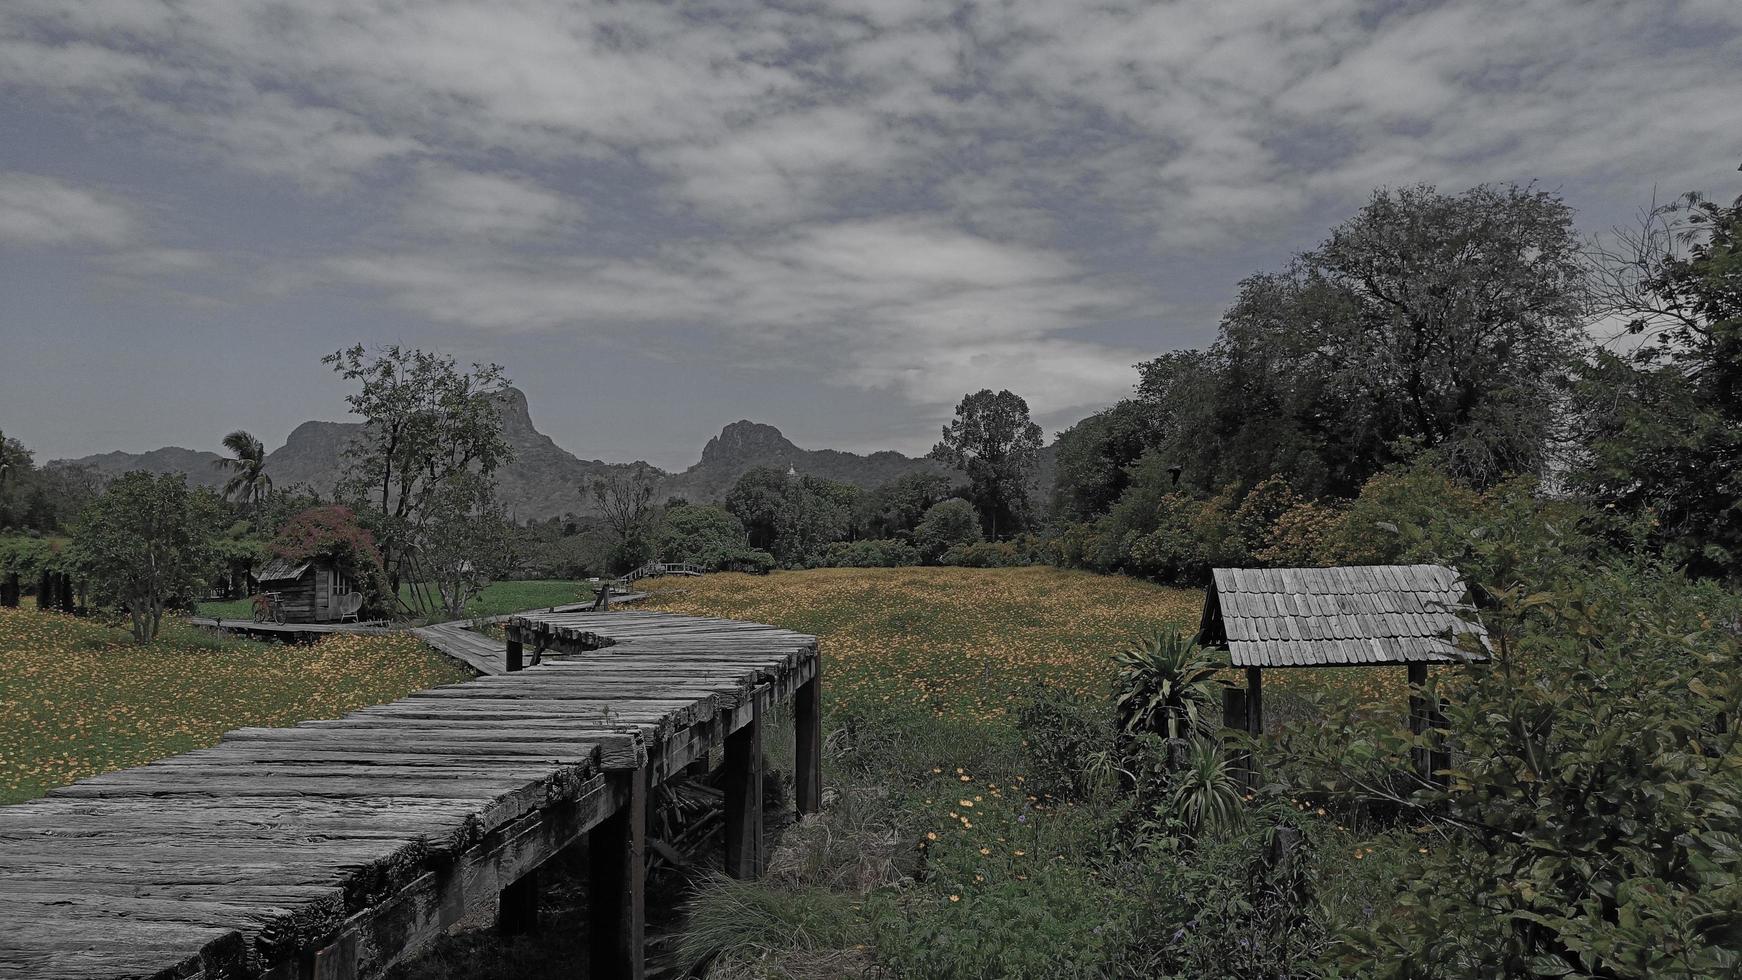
328, 215, 1147, 414
402, 165, 582, 242
0, 173, 136, 247
2, 0, 1740, 441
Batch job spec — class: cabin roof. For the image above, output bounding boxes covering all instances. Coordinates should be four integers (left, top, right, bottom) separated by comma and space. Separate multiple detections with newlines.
1199, 564, 1490, 668
255, 558, 312, 583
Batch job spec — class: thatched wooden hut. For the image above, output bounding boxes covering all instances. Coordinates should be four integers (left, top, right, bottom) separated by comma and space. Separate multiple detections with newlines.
1198, 564, 1490, 776
254, 556, 364, 623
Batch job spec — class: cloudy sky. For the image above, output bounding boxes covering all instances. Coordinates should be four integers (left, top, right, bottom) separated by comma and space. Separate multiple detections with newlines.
2, 0, 1739, 469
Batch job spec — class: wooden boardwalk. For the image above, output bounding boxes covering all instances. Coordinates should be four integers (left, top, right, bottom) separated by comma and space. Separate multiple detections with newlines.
187, 617, 396, 641
0, 610, 821, 980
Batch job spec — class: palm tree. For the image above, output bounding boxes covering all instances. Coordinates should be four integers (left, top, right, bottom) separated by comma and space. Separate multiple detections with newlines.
213, 430, 272, 508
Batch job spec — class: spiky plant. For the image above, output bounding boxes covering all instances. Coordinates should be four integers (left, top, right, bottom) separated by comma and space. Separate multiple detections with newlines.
1113, 628, 1222, 739
1169, 736, 1245, 835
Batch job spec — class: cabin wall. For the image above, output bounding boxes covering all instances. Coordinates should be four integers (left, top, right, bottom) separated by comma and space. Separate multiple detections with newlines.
268, 575, 320, 623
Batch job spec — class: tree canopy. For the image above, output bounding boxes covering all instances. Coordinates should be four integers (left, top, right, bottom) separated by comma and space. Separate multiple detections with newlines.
930, 389, 1044, 538
67, 473, 223, 642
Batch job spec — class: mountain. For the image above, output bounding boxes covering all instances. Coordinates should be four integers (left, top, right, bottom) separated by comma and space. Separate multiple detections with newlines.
67, 447, 228, 489
55, 391, 952, 521
658, 420, 951, 503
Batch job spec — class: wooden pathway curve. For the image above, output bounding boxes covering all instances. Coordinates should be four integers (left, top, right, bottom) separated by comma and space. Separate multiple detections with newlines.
0, 609, 822, 980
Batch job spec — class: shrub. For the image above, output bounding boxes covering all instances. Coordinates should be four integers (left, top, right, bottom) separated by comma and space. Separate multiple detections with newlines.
939, 540, 1020, 567
1017, 684, 1120, 801
1114, 629, 1224, 740
654, 503, 748, 569
1255, 498, 1347, 566
1168, 737, 1245, 834
824, 538, 920, 568
717, 548, 776, 575
914, 499, 982, 562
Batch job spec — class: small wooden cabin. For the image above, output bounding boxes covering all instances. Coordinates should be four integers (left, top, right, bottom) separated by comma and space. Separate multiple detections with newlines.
254, 556, 363, 623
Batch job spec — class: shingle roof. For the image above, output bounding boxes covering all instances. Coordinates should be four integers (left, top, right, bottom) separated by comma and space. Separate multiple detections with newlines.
255, 558, 311, 583
1200, 565, 1490, 668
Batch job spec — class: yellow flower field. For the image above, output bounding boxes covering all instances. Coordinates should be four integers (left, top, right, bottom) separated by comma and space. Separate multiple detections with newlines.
638, 566, 1418, 721
638, 566, 1205, 721
0, 608, 472, 803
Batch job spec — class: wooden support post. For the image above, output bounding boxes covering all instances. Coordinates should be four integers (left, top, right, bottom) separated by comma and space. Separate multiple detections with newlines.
497, 867, 540, 936
1407, 662, 1428, 778
683, 751, 711, 779
1427, 698, 1451, 787
1245, 667, 1263, 737
724, 695, 764, 879
505, 623, 524, 673
1222, 685, 1252, 788
57, 573, 73, 614
588, 766, 647, 980
794, 662, 822, 815
36, 570, 51, 611
1, 571, 17, 608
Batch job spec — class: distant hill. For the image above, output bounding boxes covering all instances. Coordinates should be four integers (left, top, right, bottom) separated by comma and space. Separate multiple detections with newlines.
68, 447, 228, 489
55, 390, 962, 522
658, 420, 952, 504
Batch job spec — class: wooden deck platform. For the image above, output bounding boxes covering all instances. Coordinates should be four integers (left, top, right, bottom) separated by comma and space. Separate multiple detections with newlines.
186, 618, 396, 641
0, 610, 821, 980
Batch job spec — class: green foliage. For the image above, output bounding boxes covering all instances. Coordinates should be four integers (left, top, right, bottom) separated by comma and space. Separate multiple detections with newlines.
678, 874, 869, 972
854, 472, 959, 540
1168, 736, 1245, 835
1017, 684, 1121, 800
823, 537, 920, 568
653, 503, 746, 569
270, 505, 389, 608
1575, 193, 1742, 580
913, 498, 983, 563
1271, 546, 1742, 977
929, 389, 1044, 537
724, 468, 857, 567
1050, 399, 1154, 521
0, 535, 59, 579
67, 473, 224, 642
213, 429, 272, 508
1113, 629, 1222, 740
0, 432, 102, 535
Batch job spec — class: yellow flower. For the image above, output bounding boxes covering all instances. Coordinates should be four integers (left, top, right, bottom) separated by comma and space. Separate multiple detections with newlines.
949, 894, 960, 903
926, 831, 938, 841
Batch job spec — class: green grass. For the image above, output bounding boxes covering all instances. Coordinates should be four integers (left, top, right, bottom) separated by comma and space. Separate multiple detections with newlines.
197, 578, 601, 622
0, 606, 472, 803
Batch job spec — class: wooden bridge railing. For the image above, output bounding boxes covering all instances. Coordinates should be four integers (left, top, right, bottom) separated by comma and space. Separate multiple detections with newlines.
618, 561, 704, 584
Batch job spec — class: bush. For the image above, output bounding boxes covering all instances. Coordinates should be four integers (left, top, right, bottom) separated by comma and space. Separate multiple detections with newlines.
1271, 550, 1742, 977
1254, 498, 1346, 566
914, 499, 983, 563
717, 547, 775, 575
823, 538, 920, 568
938, 540, 1020, 567
654, 504, 748, 570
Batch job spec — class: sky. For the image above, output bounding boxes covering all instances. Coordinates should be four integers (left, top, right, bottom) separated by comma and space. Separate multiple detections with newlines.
2, 0, 1739, 471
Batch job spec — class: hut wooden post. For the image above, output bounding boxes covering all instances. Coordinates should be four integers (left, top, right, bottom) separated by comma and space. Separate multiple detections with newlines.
57, 573, 74, 614
1427, 697, 1451, 788
588, 765, 647, 980
36, 570, 51, 611
1, 571, 18, 608
794, 661, 822, 815
1245, 667, 1263, 737
1222, 685, 1253, 789
505, 623, 524, 673
497, 868, 539, 936
724, 693, 764, 879
1407, 663, 1429, 778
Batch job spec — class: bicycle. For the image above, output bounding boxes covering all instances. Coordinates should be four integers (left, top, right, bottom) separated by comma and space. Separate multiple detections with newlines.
251, 590, 284, 624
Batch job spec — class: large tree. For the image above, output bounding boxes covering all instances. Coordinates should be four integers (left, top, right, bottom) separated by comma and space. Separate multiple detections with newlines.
68, 472, 223, 642
1138, 184, 1585, 498
324, 345, 514, 605
930, 389, 1044, 537
1050, 399, 1154, 521
213, 429, 272, 509
589, 465, 659, 572
1575, 192, 1742, 578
